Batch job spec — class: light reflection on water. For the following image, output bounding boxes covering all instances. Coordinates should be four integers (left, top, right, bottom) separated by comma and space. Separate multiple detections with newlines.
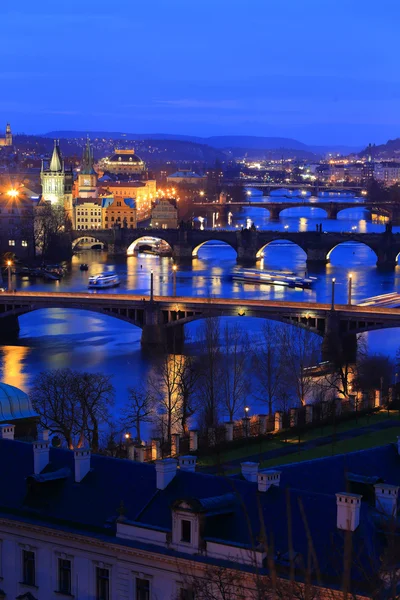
1, 198, 400, 420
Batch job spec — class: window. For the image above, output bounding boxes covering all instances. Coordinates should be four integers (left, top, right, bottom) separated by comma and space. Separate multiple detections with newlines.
21, 240, 28, 247
180, 588, 195, 600
58, 558, 71, 594
136, 577, 150, 600
8, 239, 15, 246
181, 519, 191, 543
22, 549, 35, 586
96, 567, 109, 600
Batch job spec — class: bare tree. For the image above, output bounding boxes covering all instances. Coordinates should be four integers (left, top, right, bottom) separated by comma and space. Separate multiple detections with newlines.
149, 353, 182, 442
196, 317, 223, 429
253, 321, 285, 415
279, 326, 321, 406
33, 203, 71, 257
31, 369, 114, 450
121, 387, 155, 443
175, 355, 200, 434
220, 322, 251, 421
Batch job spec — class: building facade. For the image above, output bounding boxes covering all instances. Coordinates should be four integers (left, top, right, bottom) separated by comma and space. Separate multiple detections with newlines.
150, 198, 178, 228
74, 198, 103, 231
0, 123, 12, 147
0, 428, 387, 599
0, 188, 35, 260
102, 197, 137, 229
99, 180, 155, 222
40, 141, 73, 217
100, 149, 147, 176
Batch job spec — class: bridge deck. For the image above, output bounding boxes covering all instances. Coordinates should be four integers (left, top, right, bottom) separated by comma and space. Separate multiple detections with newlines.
0, 291, 399, 319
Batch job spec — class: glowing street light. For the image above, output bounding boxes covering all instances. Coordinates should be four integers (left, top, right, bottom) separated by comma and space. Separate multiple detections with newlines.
6, 260, 12, 292
7, 189, 18, 198
150, 270, 154, 302
348, 273, 352, 306
172, 264, 177, 297
331, 278, 336, 311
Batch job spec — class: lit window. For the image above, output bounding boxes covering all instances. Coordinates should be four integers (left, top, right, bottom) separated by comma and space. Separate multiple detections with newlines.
8, 240, 15, 246
21, 240, 28, 247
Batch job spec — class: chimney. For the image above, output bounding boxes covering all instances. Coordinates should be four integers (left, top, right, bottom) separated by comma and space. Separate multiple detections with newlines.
155, 458, 177, 490
33, 430, 50, 475
336, 493, 362, 531
74, 448, 91, 483
241, 462, 259, 483
374, 483, 399, 517
258, 470, 281, 492
179, 455, 197, 473
0, 424, 14, 440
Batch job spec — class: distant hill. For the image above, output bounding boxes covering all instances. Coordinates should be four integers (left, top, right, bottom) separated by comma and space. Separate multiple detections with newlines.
359, 138, 400, 160
44, 131, 309, 151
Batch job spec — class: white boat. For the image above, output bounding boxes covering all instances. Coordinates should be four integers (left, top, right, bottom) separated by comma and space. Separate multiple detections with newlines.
88, 272, 120, 289
232, 268, 316, 289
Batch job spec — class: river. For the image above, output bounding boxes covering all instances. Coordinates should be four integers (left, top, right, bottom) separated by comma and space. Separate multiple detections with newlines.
1, 193, 400, 423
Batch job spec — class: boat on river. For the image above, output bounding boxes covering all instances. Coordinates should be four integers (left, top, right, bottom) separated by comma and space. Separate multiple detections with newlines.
232, 268, 316, 289
88, 272, 120, 289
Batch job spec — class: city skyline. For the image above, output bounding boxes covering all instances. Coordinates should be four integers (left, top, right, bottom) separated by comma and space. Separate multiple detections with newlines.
2, 0, 400, 146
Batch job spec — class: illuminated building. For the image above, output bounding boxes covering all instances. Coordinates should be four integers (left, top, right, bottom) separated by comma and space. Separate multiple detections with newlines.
74, 198, 102, 230
40, 141, 73, 216
151, 199, 178, 229
99, 180, 156, 221
0, 123, 12, 147
78, 139, 98, 198
167, 170, 206, 185
102, 197, 137, 229
100, 148, 146, 176
0, 188, 35, 259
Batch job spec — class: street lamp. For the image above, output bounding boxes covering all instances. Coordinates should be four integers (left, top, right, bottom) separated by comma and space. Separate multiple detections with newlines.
244, 405, 250, 416
331, 278, 336, 311
348, 273, 352, 306
6, 260, 12, 292
172, 264, 177, 297
150, 270, 154, 302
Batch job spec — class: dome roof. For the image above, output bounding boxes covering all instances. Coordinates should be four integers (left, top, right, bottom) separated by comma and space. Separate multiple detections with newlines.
107, 152, 143, 163
0, 383, 38, 421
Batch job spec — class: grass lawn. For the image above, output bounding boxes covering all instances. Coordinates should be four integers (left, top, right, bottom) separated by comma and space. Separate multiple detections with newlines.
259, 425, 400, 469
197, 410, 400, 467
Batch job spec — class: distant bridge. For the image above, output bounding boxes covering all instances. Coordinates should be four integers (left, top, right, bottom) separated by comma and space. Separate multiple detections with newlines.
192, 200, 397, 221
222, 181, 366, 194
71, 227, 400, 268
1, 291, 400, 359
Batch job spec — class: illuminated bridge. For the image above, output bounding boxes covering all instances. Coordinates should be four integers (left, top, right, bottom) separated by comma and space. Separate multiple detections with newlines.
71, 226, 400, 268
1, 291, 400, 359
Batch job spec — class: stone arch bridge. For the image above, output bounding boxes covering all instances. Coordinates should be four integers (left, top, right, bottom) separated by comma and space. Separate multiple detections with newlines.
1, 291, 400, 360
71, 227, 400, 268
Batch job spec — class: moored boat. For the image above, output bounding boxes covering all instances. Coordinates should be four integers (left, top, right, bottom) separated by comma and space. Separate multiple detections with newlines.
232, 268, 316, 289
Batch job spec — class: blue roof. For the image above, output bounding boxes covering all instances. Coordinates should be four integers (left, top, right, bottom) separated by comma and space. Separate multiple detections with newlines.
0, 438, 399, 591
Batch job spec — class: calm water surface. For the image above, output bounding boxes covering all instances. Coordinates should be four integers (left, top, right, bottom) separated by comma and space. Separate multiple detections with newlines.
1, 194, 400, 423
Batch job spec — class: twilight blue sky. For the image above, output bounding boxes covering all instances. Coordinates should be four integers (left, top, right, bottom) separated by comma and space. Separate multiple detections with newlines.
1, 0, 399, 146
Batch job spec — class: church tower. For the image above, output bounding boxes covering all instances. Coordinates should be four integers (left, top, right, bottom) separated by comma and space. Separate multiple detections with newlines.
78, 138, 98, 198
41, 141, 73, 216
5, 124, 12, 146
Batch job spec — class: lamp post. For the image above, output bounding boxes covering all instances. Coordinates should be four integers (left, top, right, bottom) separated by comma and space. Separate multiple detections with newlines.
348, 273, 352, 306
150, 270, 154, 302
331, 278, 335, 311
172, 264, 177, 297
7, 260, 12, 292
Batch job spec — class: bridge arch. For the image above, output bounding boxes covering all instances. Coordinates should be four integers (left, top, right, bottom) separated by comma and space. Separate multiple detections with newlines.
127, 236, 173, 256
72, 236, 107, 251
256, 238, 307, 261
192, 239, 237, 259
326, 240, 378, 264
278, 206, 328, 219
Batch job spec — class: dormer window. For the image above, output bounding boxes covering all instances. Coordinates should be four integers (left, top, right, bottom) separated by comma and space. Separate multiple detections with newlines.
181, 519, 191, 543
